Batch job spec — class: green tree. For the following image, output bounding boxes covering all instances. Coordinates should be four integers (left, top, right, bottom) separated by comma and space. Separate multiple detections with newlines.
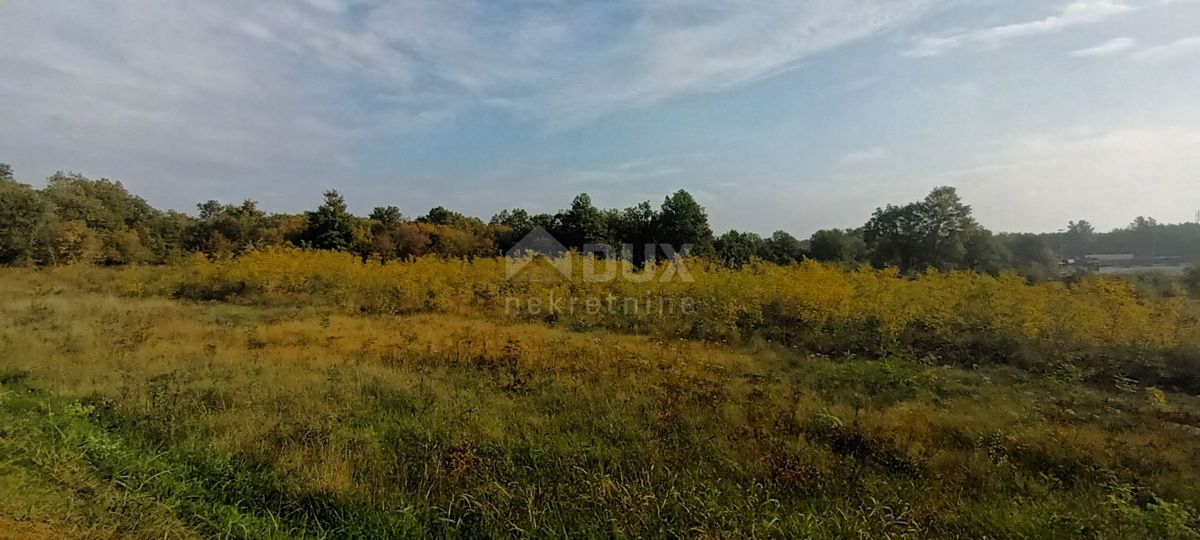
808, 229, 866, 265
369, 206, 403, 227
0, 178, 51, 265
1129, 216, 1158, 231
962, 228, 1008, 275
864, 186, 979, 272
657, 190, 713, 257
491, 208, 534, 252
608, 202, 660, 264
863, 203, 924, 270
415, 207, 493, 258
916, 186, 977, 269
713, 230, 765, 268
761, 230, 806, 265
420, 206, 474, 227
188, 200, 272, 256
44, 172, 157, 232
1065, 219, 1096, 258
302, 190, 355, 250
42, 172, 163, 263
1068, 220, 1095, 235
558, 193, 607, 250
1128, 216, 1161, 258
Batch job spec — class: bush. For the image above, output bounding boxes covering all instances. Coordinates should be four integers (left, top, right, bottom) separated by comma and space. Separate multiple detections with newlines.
124, 248, 1200, 390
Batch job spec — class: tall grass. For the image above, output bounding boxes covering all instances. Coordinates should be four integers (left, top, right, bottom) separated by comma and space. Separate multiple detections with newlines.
116, 249, 1200, 390
2, 267, 1199, 537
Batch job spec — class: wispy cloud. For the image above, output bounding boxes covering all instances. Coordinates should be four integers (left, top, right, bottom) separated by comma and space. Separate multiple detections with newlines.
539, 0, 947, 119
0, 0, 947, 163
841, 147, 891, 164
560, 160, 687, 186
1132, 35, 1200, 62
1, 0, 1196, 235
907, 1, 1134, 57
1070, 37, 1137, 57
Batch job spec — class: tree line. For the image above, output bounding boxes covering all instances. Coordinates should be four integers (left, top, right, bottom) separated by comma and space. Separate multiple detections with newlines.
1, 163, 1197, 280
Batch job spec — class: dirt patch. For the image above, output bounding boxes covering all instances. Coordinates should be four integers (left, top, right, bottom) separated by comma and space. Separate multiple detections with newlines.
0, 517, 57, 540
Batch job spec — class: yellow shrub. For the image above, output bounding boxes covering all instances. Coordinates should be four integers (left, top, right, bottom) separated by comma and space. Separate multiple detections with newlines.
128, 248, 1200, 386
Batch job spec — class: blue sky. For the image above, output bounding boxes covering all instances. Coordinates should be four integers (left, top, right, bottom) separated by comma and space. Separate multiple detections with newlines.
1, 0, 1198, 236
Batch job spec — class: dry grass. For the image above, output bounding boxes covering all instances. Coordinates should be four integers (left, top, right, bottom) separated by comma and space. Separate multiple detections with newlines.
1, 266, 1199, 538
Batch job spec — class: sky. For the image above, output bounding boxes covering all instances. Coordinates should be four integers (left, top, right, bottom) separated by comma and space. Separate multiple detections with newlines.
1, 0, 1198, 236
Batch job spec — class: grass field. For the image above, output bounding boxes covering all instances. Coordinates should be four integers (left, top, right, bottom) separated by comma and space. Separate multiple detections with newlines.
2, 264, 1200, 538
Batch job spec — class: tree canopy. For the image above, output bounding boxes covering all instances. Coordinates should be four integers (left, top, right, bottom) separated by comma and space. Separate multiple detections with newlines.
3, 162, 1199, 281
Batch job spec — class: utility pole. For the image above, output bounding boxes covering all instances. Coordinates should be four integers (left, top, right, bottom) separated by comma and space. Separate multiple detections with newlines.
1057, 228, 1067, 264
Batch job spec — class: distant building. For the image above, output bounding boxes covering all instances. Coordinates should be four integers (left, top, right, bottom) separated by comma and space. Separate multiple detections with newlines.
1062, 253, 1191, 275
1086, 253, 1135, 264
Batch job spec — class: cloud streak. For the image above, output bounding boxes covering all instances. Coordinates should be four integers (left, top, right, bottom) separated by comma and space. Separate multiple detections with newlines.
0, 1, 945, 174
841, 147, 891, 164
1132, 35, 1200, 62
540, 0, 947, 118
0, 0, 1196, 236
1070, 37, 1138, 56
907, 1, 1134, 57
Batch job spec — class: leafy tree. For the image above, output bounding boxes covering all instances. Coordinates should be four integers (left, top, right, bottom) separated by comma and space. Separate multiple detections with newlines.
1064, 220, 1096, 258
915, 186, 977, 269
558, 193, 607, 250
44, 172, 157, 232
962, 228, 1008, 275
491, 208, 534, 252
368, 209, 431, 262
420, 206, 478, 227
713, 230, 765, 268
864, 187, 979, 272
1068, 220, 1095, 235
421, 222, 493, 259
369, 206, 403, 227
1129, 216, 1158, 231
409, 207, 493, 258
302, 190, 355, 250
863, 203, 925, 270
761, 230, 806, 265
41, 172, 163, 263
0, 178, 51, 265
808, 229, 866, 265
151, 210, 195, 262
197, 200, 225, 221
188, 200, 273, 256
1125, 216, 1162, 258
530, 213, 559, 232
0, 163, 13, 181
657, 190, 713, 257
349, 217, 377, 260
609, 202, 660, 264
388, 222, 432, 259
40, 219, 100, 265
102, 227, 156, 264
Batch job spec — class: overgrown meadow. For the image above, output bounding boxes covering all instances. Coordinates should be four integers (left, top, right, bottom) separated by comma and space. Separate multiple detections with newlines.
2, 252, 1200, 538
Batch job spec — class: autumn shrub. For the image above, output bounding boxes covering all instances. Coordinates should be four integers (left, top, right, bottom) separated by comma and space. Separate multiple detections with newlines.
117, 248, 1200, 390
